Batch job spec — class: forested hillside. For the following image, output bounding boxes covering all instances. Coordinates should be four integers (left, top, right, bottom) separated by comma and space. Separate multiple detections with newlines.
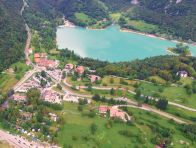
23, 0, 60, 52
46, 0, 196, 42
0, 0, 26, 72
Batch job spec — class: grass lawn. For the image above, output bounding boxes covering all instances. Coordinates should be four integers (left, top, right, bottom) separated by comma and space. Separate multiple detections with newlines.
138, 82, 196, 108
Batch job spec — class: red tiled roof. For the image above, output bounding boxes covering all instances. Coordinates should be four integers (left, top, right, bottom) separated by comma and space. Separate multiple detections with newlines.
99, 106, 109, 113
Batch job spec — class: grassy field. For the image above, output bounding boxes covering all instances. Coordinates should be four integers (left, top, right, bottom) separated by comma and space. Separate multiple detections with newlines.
166, 105, 196, 123
11, 61, 30, 80
127, 108, 195, 148
66, 76, 135, 91
148, 76, 166, 84
57, 102, 195, 148
0, 61, 30, 94
138, 82, 196, 108
125, 18, 159, 34
74, 12, 94, 25
110, 13, 121, 22
0, 74, 18, 94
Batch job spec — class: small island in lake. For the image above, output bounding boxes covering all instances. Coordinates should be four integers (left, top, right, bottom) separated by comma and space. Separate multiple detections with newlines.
167, 43, 191, 56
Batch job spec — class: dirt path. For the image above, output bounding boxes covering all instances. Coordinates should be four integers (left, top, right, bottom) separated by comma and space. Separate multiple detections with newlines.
116, 104, 187, 124
21, 0, 32, 65
64, 77, 196, 112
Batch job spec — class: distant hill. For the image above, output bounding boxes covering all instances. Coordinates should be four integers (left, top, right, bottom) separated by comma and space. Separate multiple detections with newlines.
0, 0, 26, 72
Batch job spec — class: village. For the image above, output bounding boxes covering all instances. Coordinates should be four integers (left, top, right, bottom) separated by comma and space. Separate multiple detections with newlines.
11, 52, 130, 123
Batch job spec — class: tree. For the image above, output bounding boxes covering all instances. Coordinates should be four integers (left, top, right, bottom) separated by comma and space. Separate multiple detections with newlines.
40, 79, 47, 87
27, 88, 41, 105
135, 89, 141, 99
77, 105, 83, 112
41, 70, 46, 78
90, 123, 98, 134
57, 84, 62, 90
110, 88, 115, 95
156, 98, 168, 110
92, 94, 100, 101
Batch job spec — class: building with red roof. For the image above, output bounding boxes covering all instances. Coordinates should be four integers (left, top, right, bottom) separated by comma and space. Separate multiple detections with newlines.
75, 66, 85, 75
98, 106, 109, 114
88, 75, 101, 83
109, 108, 126, 121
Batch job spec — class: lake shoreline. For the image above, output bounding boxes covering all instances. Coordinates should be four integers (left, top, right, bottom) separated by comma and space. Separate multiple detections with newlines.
57, 21, 196, 61
60, 20, 196, 47
120, 28, 196, 47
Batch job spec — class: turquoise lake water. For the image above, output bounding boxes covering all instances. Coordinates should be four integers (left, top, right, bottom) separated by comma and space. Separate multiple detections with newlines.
56, 25, 196, 62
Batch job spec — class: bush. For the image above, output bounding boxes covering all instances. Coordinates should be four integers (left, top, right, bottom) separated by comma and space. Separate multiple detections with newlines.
90, 123, 98, 135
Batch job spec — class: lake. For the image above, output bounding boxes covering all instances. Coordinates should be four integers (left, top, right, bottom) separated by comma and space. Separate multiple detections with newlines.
56, 25, 196, 62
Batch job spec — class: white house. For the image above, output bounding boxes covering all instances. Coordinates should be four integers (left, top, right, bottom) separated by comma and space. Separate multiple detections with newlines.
176, 71, 188, 78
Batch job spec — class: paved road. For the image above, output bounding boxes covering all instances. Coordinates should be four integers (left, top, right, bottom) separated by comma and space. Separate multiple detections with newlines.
13, 68, 38, 91
0, 130, 45, 148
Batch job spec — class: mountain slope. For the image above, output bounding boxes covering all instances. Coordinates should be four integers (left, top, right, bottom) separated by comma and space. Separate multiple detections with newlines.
0, 0, 26, 72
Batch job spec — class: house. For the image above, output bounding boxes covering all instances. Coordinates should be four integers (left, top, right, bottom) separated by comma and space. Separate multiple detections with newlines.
176, 71, 188, 78
88, 75, 101, 83
65, 63, 74, 70
75, 66, 85, 75
98, 106, 109, 114
34, 53, 47, 58
34, 53, 47, 63
109, 108, 126, 121
12, 94, 27, 102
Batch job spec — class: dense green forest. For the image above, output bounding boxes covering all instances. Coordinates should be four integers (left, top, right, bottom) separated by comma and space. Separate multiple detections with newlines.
0, 0, 26, 72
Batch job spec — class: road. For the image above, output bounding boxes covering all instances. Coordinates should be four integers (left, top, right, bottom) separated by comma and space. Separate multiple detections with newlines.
64, 78, 196, 112
0, 130, 45, 148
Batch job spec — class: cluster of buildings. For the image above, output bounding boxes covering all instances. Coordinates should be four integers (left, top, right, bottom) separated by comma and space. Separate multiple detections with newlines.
15, 73, 51, 94
46, 69, 62, 82
34, 53, 59, 69
98, 105, 130, 122
65, 63, 101, 83
41, 89, 62, 104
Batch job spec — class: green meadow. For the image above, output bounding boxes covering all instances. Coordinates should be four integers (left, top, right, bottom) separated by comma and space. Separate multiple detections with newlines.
57, 102, 195, 148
